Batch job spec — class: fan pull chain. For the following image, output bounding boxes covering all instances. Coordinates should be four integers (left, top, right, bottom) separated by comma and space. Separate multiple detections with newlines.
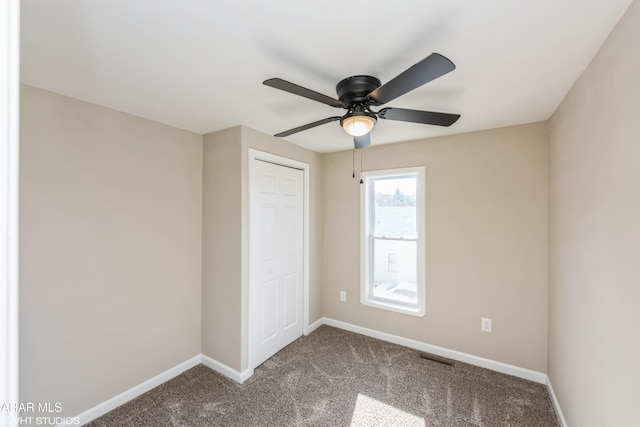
360, 148, 364, 184
352, 147, 355, 178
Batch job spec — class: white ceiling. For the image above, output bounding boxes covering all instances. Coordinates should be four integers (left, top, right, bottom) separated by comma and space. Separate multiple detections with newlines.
21, 0, 631, 153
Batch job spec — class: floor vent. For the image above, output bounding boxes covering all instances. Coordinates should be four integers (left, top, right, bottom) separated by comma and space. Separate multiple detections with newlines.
419, 353, 455, 367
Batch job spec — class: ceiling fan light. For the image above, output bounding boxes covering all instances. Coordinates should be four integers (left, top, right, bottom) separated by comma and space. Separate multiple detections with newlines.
341, 114, 376, 137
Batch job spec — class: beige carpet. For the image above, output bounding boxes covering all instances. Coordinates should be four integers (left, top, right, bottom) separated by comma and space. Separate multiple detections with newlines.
88, 326, 559, 426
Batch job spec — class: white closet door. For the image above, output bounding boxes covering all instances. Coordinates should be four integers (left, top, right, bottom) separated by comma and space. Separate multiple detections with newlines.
250, 158, 303, 368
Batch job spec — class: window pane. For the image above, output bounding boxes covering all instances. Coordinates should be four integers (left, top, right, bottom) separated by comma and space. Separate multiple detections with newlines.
361, 167, 425, 317
372, 238, 417, 305
374, 176, 417, 237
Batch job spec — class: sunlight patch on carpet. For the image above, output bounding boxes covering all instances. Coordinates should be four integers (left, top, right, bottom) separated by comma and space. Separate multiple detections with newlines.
350, 393, 425, 427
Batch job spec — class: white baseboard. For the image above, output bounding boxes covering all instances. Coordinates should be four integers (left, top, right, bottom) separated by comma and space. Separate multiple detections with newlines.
200, 353, 253, 384
72, 353, 251, 426
322, 317, 547, 384
306, 317, 324, 335
546, 377, 568, 427
73, 355, 201, 426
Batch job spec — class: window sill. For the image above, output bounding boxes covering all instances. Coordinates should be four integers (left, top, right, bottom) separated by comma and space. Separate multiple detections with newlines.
361, 298, 425, 317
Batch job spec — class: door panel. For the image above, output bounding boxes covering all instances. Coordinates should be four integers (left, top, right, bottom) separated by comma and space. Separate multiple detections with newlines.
261, 205, 277, 259
250, 158, 303, 368
282, 273, 298, 328
261, 278, 278, 341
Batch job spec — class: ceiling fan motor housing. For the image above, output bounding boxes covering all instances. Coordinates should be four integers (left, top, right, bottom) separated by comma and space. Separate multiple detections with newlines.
336, 75, 381, 105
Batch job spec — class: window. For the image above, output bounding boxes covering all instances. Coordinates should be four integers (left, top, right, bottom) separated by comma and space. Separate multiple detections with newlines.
361, 167, 425, 316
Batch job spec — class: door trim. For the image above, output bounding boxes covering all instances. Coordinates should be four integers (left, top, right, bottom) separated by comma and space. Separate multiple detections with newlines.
1, 0, 20, 408
247, 149, 310, 371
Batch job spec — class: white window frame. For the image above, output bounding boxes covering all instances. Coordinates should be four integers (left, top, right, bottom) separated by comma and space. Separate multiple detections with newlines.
360, 166, 426, 317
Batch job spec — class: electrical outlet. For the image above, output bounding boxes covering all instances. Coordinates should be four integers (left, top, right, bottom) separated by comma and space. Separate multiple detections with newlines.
481, 317, 492, 333
340, 291, 347, 302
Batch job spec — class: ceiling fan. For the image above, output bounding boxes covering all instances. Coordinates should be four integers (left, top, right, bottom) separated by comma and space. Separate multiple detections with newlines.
263, 53, 460, 149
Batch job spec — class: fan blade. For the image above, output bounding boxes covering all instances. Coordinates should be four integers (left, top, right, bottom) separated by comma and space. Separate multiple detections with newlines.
368, 53, 455, 105
378, 107, 460, 127
264, 78, 343, 108
354, 133, 371, 149
274, 116, 342, 137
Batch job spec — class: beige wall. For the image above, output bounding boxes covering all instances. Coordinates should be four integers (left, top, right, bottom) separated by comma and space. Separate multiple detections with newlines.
201, 126, 323, 372
548, 0, 640, 425
201, 127, 242, 369
322, 123, 549, 372
19, 85, 203, 417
